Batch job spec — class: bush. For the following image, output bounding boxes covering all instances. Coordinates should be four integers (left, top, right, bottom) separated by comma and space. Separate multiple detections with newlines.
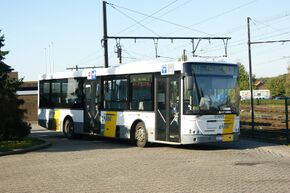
0, 121, 31, 140
0, 81, 31, 140
0, 30, 31, 140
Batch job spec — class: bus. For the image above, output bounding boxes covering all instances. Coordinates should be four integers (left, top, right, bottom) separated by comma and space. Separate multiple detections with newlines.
38, 60, 240, 147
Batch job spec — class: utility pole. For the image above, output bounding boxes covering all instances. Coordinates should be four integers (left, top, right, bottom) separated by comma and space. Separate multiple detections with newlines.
116, 44, 122, 64
103, 1, 109, 68
247, 17, 290, 132
247, 17, 255, 131
102, 1, 231, 66
183, 49, 186, 61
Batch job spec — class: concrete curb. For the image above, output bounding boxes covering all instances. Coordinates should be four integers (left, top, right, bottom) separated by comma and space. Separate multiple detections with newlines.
0, 138, 52, 157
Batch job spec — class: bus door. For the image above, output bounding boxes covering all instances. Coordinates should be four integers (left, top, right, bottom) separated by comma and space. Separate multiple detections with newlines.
155, 75, 180, 142
84, 79, 101, 134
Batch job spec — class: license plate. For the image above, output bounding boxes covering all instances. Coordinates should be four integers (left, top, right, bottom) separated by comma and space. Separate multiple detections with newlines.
223, 134, 234, 142
216, 135, 233, 142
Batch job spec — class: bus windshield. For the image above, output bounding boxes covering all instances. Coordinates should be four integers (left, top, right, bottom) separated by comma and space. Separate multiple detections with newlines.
183, 62, 239, 115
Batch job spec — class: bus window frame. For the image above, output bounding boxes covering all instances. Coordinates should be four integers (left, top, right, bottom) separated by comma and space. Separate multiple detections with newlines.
129, 73, 154, 111
39, 78, 85, 109
102, 75, 130, 111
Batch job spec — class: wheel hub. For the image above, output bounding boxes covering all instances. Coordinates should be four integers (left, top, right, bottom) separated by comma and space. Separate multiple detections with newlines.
136, 127, 145, 142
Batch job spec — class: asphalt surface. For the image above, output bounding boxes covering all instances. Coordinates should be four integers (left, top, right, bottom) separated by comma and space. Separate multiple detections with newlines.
0, 125, 290, 193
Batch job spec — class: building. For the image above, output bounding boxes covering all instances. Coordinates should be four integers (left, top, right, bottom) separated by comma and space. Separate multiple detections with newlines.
240, 89, 271, 100
8, 72, 38, 123
17, 81, 38, 123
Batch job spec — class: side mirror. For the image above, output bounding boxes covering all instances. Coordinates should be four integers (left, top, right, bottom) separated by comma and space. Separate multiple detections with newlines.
184, 76, 193, 90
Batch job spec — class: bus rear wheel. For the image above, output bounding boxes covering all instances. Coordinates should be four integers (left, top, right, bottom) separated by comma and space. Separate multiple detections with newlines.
64, 118, 75, 139
135, 122, 147, 148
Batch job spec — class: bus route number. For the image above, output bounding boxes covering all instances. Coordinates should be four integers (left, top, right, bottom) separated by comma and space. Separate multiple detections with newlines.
102, 114, 113, 123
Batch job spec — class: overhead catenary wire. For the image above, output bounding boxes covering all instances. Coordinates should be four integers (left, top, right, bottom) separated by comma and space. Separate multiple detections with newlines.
162, 9, 290, 58
189, 0, 259, 28
195, 23, 290, 56
106, 2, 216, 37
179, 19, 290, 57
255, 56, 290, 66
123, 0, 194, 36
200, 28, 290, 56
164, 0, 259, 37
251, 18, 281, 33
108, 3, 160, 36
103, 1, 233, 62
114, 0, 180, 36
108, 0, 195, 61
74, 1, 290, 68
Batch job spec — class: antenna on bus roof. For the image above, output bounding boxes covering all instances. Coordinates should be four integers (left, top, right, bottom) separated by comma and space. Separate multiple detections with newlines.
66, 65, 103, 71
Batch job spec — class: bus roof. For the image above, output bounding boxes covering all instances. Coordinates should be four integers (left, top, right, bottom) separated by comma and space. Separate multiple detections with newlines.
38, 60, 237, 80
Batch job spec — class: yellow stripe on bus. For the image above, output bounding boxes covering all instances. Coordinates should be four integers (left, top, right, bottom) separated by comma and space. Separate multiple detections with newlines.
54, 110, 61, 132
223, 114, 234, 142
104, 111, 117, 138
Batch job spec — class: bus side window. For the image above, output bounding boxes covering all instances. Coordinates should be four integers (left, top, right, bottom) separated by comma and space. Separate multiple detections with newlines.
51, 80, 61, 107
103, 80, 111, 109
130, 74, 153, 111
60, 78, 84, 107
39, 80, 50, 108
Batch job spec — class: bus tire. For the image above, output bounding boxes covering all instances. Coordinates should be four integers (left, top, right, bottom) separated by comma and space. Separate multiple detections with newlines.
135, 122, 147, 148
64, 117, 75, 139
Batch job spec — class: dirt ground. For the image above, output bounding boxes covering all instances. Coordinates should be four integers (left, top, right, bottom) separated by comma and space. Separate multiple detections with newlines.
240, 104, 289, 130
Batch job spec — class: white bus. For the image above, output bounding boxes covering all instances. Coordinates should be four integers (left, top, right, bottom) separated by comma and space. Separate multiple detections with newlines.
38, 61, 240, 147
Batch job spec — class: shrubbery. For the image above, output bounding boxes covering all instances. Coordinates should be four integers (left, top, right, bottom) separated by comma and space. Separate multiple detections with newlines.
0, 30, 31, 140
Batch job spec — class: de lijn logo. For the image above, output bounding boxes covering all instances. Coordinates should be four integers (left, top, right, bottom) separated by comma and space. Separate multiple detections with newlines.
87, 69, 97, 80
161, 63, 174, 75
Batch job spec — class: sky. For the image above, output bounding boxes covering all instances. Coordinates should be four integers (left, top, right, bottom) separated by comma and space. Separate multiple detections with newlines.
1, 0, 290, 81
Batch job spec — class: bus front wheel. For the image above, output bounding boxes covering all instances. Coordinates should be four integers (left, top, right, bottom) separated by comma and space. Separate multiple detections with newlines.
135, 122, 147, 148
64, 118, 75, 139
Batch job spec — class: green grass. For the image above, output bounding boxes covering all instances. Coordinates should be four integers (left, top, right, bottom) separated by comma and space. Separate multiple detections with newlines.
0, 137, 43, 153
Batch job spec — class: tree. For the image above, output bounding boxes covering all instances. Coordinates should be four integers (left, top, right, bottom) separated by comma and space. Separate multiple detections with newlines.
0, 30, 31, 140
237, 63, 250, 90
265, 75, 286, 96
285, 64, 290, 96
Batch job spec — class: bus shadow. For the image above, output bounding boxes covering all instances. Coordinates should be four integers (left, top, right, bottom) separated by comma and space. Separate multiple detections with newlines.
31, 130, 134, 153
31, 129, 281, 152
172, 137, 281, 151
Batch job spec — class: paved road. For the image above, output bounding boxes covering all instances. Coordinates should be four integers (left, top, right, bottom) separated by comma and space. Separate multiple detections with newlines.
1, 126, 290, 193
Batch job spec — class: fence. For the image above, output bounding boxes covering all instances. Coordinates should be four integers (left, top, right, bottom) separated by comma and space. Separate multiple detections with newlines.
240, 97, 289, 144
